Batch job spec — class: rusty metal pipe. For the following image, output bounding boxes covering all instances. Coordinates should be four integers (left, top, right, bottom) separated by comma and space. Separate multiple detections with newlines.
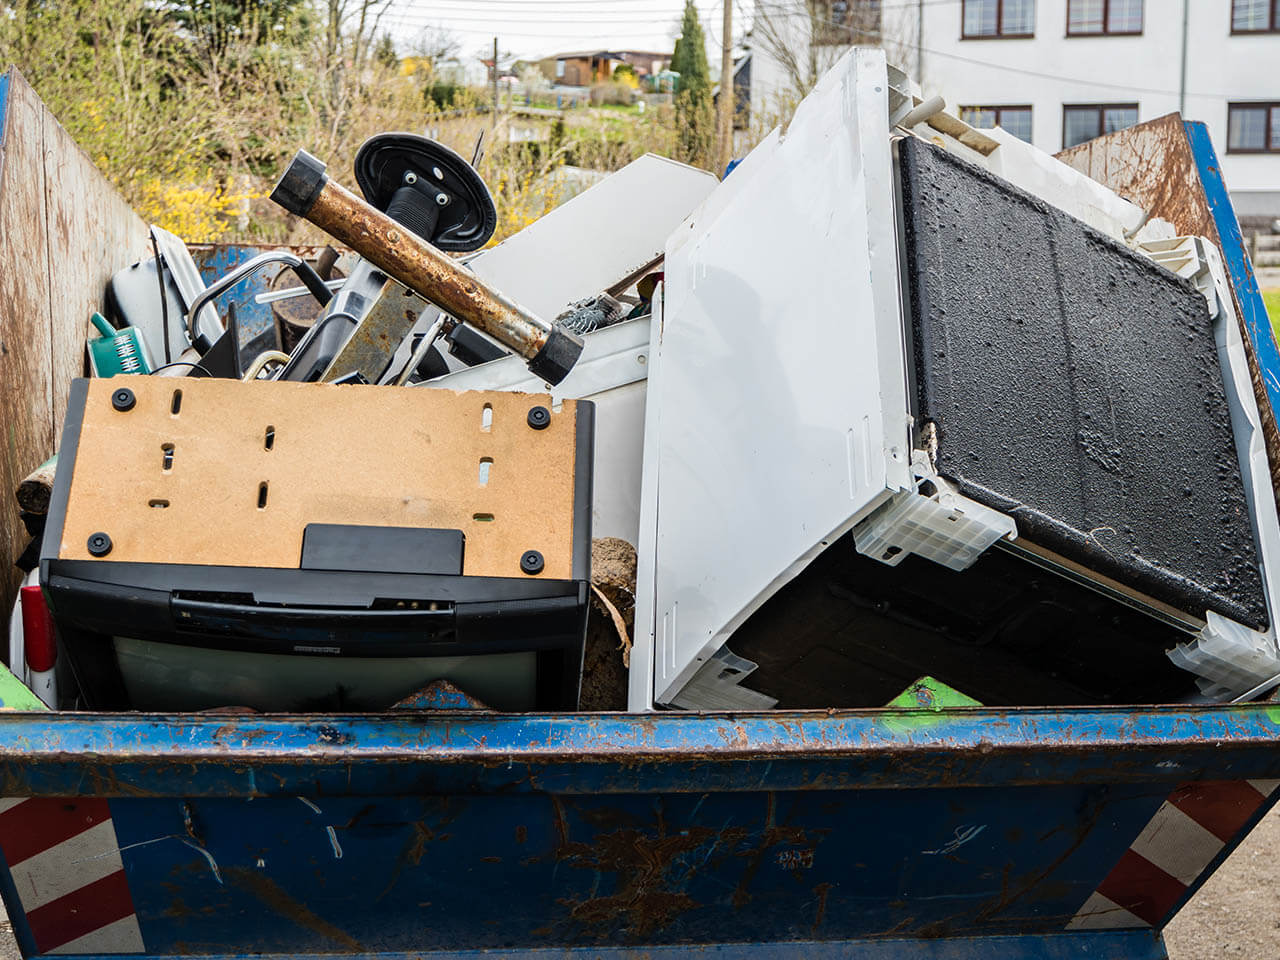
270, 149, 583, 384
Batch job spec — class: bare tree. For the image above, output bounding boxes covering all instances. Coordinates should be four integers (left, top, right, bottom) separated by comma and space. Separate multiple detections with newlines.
311, 0, 394, 150
748, 0, 910, 111
407, 23, 461, 71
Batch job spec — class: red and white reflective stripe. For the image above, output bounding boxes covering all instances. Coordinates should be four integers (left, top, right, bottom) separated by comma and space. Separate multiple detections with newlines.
0, 798, 144, 954
1068, 778, 1280, 930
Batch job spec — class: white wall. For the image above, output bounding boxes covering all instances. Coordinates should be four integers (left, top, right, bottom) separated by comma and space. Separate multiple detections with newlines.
745, 0, 1279, 214
911, 0, 1278, 208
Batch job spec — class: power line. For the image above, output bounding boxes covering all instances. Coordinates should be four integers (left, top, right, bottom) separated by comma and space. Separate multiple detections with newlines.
385, 0, 1251, 100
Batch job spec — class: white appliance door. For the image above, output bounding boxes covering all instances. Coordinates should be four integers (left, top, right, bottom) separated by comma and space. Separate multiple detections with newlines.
632, 49, 913, 709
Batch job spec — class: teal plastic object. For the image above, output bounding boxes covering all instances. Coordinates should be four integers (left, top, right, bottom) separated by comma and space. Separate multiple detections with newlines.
87, 311, 152, 377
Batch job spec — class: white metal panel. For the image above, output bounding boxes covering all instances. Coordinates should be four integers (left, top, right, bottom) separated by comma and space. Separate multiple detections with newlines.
465, 154, 719, 320
633, 49, 913, 709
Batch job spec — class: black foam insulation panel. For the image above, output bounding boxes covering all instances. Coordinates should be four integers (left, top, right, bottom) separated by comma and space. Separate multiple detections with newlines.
897, 137, 1268, 630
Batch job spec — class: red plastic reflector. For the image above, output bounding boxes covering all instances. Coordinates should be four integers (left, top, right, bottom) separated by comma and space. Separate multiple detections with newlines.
19, 586, 57, 673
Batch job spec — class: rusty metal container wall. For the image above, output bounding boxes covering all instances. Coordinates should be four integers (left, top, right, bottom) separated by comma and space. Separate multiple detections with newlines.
5, 65, 1280, 959
0, 69, 152, 616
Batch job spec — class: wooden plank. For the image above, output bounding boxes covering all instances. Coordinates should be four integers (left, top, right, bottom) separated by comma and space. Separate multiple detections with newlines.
0, 69, 54, 616
1057, 113, 1280, 506
41, 112, 149, 436
59, 377, 582, 580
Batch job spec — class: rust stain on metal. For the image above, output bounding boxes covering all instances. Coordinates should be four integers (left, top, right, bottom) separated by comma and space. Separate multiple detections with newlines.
226, 867, 364, 950
810, 881, 833, 936
304, 179, 552, 360
553, 825, 710, 939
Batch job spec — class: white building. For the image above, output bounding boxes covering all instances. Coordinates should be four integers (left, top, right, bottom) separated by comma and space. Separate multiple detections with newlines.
745, 0, 1280, 221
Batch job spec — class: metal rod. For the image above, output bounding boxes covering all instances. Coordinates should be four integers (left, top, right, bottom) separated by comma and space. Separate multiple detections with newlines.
395, 315, 450, 386
270, 149, 583, 384
241, 350, 291, 381
186, 251, 333, 352
253, 278, 346, 306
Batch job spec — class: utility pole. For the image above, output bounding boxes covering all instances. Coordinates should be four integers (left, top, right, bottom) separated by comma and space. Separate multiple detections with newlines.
492, 36, 499, 130
716, 0, 733, 175
1178, 0, 1190, 116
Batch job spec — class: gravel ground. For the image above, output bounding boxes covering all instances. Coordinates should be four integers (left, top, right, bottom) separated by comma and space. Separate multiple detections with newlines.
0, 803, 1272, 956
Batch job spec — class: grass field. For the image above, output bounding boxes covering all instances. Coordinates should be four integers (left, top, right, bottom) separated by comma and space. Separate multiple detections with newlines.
1265, 289, 1280, 332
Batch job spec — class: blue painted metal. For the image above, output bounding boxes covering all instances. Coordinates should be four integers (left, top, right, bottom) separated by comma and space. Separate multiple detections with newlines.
0, 706, 1274, 955
0, 70, 11, 150
39, 931, 1173, 959
391, 679, 492, 710
189, 244, 283, 360
1185, 120, 1280, 414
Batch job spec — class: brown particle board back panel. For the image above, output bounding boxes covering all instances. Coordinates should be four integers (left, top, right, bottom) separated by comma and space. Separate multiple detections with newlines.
57, 377, 583, 581
0, 68, 151, 614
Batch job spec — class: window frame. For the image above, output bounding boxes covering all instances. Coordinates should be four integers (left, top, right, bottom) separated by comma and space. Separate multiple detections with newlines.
1065, 0, 1144, 36
960, 104, 1034, 142
1226, 102, 1280, 154
1231, 0, 1280, 34
961, 0, 1036, 39
1061, 102, 1139, 149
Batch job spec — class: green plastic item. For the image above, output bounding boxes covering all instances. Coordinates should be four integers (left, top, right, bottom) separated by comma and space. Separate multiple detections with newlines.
0, 663, 48, 711
886, 676, 983, 711
88, 311, 152, 377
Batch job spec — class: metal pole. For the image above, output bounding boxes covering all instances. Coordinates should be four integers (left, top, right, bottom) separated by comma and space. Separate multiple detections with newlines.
492, 36, 499, 130
916, 0, 924, 86
717, 0, 734, 175
1179, 0, 1190, 117
270, 150, 583, 384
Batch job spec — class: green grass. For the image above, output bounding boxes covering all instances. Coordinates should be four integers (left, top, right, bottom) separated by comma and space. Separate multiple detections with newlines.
1264, 289, 1280, 337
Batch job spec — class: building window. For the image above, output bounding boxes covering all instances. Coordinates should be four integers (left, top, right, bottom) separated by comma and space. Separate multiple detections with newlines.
1232, 0, 1279, 32
1227, 102, 1280, 152
815, 0, 883, 45
962, 0, 1035, 38
961, 105, 1034, 142
1066, 0, 1143, 35
1062, 103, 1138, 148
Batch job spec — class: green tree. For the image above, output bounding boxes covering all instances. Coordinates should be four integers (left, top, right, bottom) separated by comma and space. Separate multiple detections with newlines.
669, 0, 710, 97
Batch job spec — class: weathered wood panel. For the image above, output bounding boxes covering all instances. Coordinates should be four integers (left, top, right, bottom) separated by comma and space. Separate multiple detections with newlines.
0, 68, 150, 617
42, 110, 150, 434
0, 69, 54, 616
1058, 113, 1280, 506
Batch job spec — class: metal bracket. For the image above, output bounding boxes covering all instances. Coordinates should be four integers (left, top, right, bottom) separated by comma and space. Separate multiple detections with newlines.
665, 649, 778, 711
853, 452, 1016, 572
321, 280, 425, 383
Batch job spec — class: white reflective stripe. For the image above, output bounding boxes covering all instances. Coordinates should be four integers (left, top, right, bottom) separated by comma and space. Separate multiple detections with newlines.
1248, 779, 1280, 797
8, 820, 124, 912
48, 913, 144, 955
1128, 801, 1225, 886
0, 798, 29, 815
1066, 891, 1148, 930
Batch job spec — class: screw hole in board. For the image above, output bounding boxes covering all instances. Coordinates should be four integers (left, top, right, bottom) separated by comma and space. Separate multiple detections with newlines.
161, 443, 175, 471
257, 481, 269, 509
480, 403, 493, 432
148, 499, 170, 509
171, 389, 182, 415
473, 513, 494, 522
264, 426, 275, 451
478, 458, 492, 486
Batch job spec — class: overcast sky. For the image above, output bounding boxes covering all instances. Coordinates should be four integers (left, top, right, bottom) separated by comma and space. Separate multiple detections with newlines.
382, 0, 733, 63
